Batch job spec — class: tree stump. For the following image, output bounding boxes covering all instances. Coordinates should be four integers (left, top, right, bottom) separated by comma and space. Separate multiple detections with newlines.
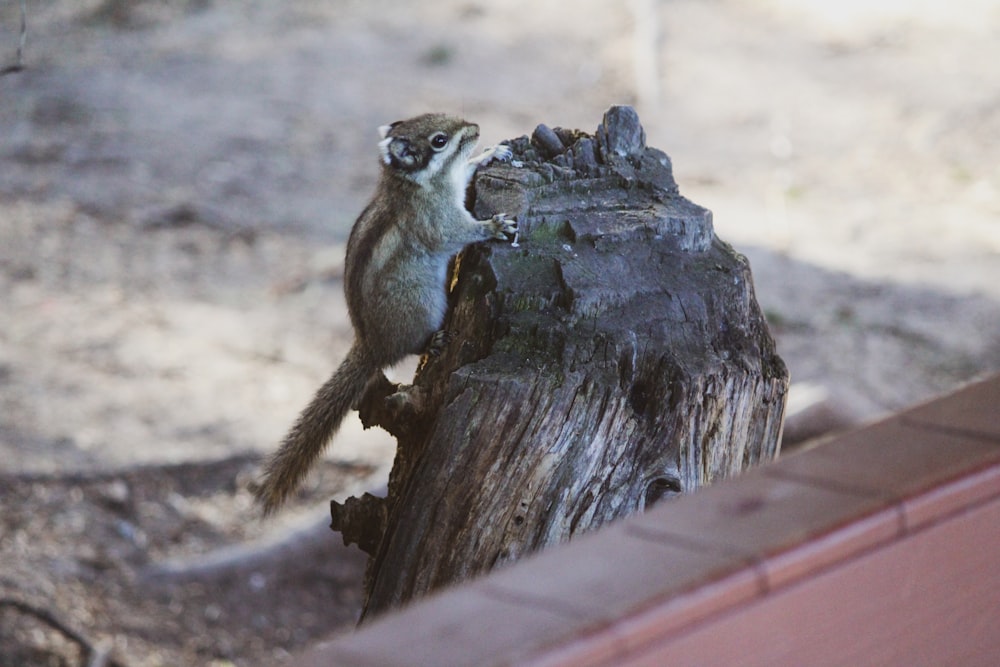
332, 106, 789, 621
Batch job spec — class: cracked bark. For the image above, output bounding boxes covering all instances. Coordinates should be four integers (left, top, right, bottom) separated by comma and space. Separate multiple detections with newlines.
332, 106, 789, 621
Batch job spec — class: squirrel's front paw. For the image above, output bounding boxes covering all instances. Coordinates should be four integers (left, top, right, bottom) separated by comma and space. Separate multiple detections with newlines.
491, 144, 524, 168
475, 144, 522, 168
492, 144, 513, 162
488, 213, 518, 240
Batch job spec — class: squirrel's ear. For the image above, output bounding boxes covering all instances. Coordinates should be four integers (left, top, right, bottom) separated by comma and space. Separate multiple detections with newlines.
377, 120, 403, 139
379, 137, 420, 171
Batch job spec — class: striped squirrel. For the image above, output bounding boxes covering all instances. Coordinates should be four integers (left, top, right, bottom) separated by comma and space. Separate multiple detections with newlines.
254, 113, 517, 515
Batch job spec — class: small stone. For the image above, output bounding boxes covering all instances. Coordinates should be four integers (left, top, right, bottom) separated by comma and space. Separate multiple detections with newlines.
97, 479, 131, 510
553, 127, 581, 147
571, 137, 600, 172
596, 105, 646, 159
531, 124, 566, 160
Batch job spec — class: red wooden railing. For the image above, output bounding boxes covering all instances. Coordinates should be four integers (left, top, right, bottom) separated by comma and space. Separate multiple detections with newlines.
296, 375, 1000, 666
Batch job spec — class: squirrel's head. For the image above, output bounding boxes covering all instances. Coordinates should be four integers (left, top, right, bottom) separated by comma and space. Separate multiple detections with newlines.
377, 114, 478, 183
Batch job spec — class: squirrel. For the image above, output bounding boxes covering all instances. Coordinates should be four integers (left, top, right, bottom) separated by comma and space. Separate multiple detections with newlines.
254, 113, 517, 515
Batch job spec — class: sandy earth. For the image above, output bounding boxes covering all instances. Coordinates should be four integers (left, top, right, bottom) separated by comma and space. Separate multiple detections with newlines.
1, 0, 998, 664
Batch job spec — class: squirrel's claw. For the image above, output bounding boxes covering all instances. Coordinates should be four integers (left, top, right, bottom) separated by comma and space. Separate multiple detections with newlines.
489, 213, 518, 240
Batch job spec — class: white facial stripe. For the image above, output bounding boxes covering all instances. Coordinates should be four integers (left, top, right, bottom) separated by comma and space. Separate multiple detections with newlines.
420, 131, 468, 178
377, 124, 393, 139
450, 130, 479, 202
378, 137, 393, 166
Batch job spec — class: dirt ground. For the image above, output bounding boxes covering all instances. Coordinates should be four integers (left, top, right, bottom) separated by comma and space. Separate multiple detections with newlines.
1, 0, 998, 665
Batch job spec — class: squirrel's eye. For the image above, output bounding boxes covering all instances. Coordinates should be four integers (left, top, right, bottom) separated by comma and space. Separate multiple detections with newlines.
429, 133, 449, 150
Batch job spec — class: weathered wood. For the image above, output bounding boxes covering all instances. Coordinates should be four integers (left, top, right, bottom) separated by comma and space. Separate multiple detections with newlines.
332, 106, 789, 620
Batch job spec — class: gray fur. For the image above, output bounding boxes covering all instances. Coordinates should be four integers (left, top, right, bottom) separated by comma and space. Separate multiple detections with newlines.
254, 113, 516, 515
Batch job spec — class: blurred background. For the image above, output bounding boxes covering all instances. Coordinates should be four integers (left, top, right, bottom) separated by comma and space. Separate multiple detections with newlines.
2, 0, 998, 664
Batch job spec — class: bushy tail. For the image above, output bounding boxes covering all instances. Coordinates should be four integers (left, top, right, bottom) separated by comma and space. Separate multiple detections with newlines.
255, 344, 376, 515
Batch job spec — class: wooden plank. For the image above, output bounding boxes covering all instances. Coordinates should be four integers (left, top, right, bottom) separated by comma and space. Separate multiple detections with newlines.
901, 374, 1000, 442
613, 496, 1000, 667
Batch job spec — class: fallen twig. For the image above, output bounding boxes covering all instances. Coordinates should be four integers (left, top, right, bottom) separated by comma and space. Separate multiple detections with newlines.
0, 597, 126, 667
